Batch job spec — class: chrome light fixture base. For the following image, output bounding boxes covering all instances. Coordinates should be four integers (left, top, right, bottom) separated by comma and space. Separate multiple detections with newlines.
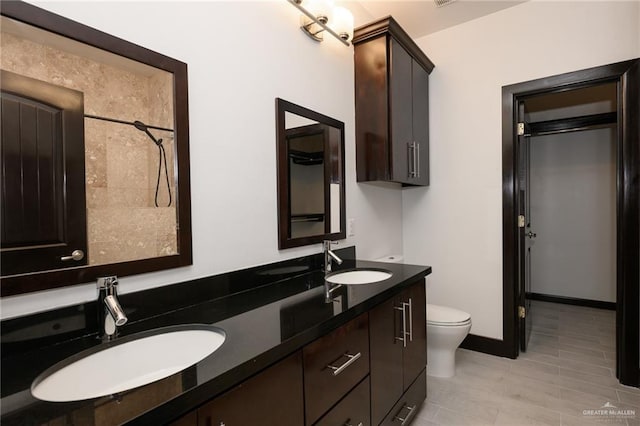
288, 0, 350, 46
300, 14, 327, 42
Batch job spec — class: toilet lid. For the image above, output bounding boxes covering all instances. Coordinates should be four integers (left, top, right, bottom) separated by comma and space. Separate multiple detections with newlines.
427, 304, 471, 325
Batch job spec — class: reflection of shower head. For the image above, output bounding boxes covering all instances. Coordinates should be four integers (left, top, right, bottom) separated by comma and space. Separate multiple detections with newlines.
133, 120, 162, 146
133, 120, 148, 132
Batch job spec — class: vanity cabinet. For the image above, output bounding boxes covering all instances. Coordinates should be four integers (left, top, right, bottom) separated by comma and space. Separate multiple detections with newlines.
369, 280, 427, 425
303, 312, 370, 425
193, 352, 304, 426
353, 16, 434, 187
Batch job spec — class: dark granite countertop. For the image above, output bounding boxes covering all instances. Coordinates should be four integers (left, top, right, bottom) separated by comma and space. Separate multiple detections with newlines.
1, 253, 431, 425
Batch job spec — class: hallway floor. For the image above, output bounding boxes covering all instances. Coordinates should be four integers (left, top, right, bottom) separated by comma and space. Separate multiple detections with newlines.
413, 301, 639, 425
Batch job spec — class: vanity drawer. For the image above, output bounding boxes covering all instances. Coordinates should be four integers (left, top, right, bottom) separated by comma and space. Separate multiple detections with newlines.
315, 376, 370, 426
303, 313, 370, 425
380, 369, 426, 426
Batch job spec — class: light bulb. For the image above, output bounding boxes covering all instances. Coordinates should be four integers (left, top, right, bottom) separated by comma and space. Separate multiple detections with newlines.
332, 6, 354, 42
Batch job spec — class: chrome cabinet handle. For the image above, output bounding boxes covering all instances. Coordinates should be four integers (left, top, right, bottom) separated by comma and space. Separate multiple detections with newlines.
344, 421, 363, 426
416, 143, 420, 178
395, 304, 407, 347
407, 298, 413, 342
327, 352, 361, 376
412, 142, 418, 178
394, 404, 417, 425
407, 142, 414, 178
61, 249, 84, 261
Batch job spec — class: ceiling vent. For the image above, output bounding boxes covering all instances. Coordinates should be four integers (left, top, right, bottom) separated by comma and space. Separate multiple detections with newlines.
434, 0, 457, 7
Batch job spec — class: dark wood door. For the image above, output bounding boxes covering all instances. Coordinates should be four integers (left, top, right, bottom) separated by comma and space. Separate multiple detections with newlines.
389, 37, 413, 185
369, 295, 404, 425
402, 282, 427, 390
315, 376, 370, 426
412, 60, 430, 186
0, 71, 86, 276
197, 352, 304, 426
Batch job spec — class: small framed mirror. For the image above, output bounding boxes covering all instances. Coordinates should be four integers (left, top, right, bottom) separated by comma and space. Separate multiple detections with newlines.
0, 2, 192, 296
276, 98, 345, 249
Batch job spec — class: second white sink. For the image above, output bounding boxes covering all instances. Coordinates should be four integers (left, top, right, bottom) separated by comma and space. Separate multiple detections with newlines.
31, 324, 225, 402
325, 269, 393, 285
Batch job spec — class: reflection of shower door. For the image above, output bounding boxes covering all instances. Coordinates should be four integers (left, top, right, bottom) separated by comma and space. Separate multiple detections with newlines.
517, 101, 533, 352
0, 71, 87, 276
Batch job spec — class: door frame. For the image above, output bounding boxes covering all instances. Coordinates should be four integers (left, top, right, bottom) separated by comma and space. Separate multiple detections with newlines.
501, 59, 639, 387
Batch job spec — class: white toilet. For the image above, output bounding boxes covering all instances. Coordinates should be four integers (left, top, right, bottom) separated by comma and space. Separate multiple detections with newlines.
426, 304, 471, 378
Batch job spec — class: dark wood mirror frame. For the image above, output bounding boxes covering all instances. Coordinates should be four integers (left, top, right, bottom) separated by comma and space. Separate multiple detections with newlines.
276, 98, 346, 249
0, 1, 192, 297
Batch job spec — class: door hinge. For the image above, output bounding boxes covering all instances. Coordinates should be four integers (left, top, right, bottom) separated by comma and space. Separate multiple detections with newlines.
518, 306, 526, 319
518, 215, 525, 228
517, 122, 525, 136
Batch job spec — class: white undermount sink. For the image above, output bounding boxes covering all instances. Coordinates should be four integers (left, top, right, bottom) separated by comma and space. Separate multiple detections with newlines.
31, 324, 225, 402
325, 269, 393, 285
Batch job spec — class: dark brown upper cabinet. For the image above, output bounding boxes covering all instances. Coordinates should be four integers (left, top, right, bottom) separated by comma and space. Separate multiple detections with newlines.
276, 98, 346, 249
0, 2, 192, 296
353, 16, 434, 187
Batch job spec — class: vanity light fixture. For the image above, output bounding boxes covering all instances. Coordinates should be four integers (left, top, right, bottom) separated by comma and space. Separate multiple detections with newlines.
288, 0, 354, 46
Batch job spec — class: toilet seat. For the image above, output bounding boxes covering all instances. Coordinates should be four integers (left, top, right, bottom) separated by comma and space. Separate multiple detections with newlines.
427, 304, 471, 327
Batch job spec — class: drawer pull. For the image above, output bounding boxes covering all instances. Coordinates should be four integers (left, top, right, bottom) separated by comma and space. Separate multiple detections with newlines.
394, 404, 417, 426
407, 298, 413, 342
395, 305, 407, 347
344, 421, 363, 426
327, 352, 361, 376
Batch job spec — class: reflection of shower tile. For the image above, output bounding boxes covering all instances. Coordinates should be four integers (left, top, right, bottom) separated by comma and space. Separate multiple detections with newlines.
85, 120, 108, 188
107, 188, 149, 208
155, 207, 177, 233
107, 141, 149, 190
148, 72, 174, 129
157, 231, 178, 257
0, 34, 49, 82
86, 188, 108, 209
87, 206, 178, 264
89, 239, 157, 265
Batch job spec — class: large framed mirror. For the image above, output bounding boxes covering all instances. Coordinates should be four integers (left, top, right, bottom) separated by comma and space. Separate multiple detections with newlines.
276, 98, 345, 249
0, 2, 192, 296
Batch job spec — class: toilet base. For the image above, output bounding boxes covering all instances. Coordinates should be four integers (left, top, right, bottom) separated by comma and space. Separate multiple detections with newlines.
427, 347, 457, 378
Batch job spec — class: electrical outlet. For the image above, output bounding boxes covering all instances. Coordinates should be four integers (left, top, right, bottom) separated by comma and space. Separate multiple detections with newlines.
347, 218, 356, 237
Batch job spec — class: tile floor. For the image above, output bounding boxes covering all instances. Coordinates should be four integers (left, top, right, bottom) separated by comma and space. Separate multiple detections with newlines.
413, 301, 639, 426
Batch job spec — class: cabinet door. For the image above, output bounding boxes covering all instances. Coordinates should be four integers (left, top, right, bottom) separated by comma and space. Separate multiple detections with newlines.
315, 377, 370, 426
402, 281, 427, 390
412, 60, 430, 186
389, 38, 413, 185
197, 352, 303, 426
369, 296, 404, 425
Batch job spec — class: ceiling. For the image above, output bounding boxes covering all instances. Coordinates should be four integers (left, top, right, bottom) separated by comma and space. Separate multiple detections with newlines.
343, 0, 527, 39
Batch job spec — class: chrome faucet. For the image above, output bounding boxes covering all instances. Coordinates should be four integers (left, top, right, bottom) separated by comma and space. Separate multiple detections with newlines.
97, 276, 128, 341
323, 240, 343, 273
323, 240, 343, 303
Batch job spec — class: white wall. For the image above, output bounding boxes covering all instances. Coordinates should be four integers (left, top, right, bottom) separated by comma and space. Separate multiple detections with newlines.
1, 1, 406, 319
530, 128, 616, 302
403, 0, 640, 339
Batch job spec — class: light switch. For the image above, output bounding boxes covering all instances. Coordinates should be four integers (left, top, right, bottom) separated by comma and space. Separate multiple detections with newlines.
347, 218, 356, 237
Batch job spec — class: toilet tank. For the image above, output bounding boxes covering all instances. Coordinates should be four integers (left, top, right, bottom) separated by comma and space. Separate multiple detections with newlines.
374, 255, 404, 263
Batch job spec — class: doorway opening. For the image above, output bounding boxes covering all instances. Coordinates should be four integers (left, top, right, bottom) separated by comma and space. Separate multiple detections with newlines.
501, 59, 639, 387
